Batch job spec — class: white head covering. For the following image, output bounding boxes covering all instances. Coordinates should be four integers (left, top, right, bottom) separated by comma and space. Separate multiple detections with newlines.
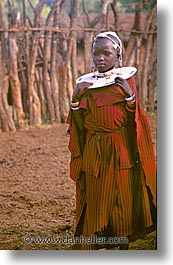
92, 31, 123, 67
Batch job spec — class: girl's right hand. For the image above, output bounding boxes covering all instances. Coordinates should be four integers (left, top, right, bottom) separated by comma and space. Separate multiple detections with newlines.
72, 82, 93, 102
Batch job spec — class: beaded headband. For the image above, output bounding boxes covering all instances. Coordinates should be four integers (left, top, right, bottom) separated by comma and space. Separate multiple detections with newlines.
92, 31, 123, 67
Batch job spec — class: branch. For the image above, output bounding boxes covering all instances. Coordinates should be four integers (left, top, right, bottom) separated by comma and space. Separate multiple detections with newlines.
27, 0, 35, 13
82, 0, 90, 26
101, 0, 113, 15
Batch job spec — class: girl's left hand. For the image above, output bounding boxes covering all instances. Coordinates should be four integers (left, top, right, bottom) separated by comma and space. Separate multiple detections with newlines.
115, 77, 133, 97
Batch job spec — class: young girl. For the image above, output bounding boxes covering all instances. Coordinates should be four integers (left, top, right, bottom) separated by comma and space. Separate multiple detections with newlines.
67, 31, 156, 250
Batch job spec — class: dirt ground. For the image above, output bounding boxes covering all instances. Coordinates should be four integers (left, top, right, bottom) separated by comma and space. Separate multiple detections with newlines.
0, 112, 156, 250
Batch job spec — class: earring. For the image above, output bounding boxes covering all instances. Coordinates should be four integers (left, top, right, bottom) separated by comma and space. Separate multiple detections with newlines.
119, 54, 123, 68
90, 57, 96, 75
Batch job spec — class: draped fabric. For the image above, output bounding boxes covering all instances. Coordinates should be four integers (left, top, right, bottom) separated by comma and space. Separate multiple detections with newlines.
67, 76, 156, 250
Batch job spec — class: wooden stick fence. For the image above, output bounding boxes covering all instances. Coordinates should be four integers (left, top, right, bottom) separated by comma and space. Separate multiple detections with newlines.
0, 0, 157, 132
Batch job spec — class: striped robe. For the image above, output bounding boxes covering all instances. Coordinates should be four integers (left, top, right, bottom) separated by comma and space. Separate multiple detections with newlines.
67, 76, 156, 250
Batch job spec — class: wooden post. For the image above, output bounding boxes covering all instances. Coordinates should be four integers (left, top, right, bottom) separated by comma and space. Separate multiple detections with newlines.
7, 2, 25, 128
26, 0, 45, 125
43, 6, 56, 122
50, 0, 64, 123
0, 0, 16, 131
110, 0, 119, 29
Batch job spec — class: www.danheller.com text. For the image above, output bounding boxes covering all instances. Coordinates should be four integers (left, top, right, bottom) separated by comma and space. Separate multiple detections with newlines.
22, 235, 128, 245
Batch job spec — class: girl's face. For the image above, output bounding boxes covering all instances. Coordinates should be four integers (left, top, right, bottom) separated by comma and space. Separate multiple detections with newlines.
92, 38, 117, 73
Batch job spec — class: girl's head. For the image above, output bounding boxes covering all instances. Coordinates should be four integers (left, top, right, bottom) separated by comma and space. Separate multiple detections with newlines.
92, 31, 122, 73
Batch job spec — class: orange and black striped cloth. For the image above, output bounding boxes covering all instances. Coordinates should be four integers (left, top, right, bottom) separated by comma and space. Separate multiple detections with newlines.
67, 76, 156, 250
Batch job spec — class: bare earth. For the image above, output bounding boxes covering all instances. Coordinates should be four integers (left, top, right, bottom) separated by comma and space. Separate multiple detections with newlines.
0, 112, 156, 250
